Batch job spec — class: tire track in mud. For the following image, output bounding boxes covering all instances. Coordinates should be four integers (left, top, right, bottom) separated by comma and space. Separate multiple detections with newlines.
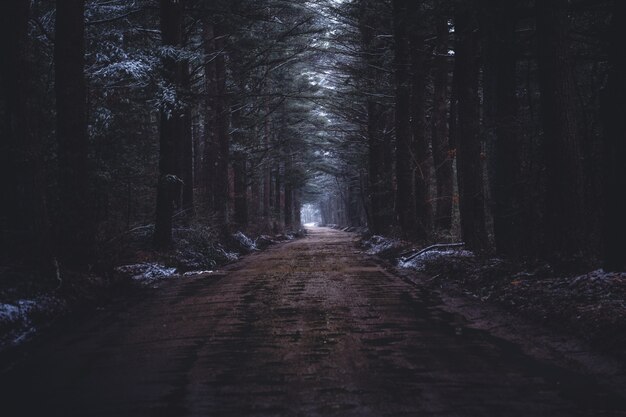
1, 227, 626, 416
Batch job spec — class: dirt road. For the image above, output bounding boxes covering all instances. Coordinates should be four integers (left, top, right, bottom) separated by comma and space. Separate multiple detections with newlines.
1, 227, 625, 416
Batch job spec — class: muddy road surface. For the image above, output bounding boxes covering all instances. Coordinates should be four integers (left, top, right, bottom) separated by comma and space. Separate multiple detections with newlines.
2, 227, 626, 416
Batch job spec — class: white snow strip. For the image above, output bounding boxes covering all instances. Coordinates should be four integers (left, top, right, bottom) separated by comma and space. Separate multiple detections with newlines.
115, 263, 177, 282
0, 303, 21, 323
365, 235, 402, 255
398, 249, 475, 271
182, 270, 215, 277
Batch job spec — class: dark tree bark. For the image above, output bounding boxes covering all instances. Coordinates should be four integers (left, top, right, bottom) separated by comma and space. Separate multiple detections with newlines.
55, 0, 95, 266
263, 98, 271, 220
0, 0, 28, 260
231, 101, 247, 227
193, 112, 202, 197
382, 112, 395, 214
602, 0, 626, 271
366, 101, 394, 234
214, 22, 230, 230
483, 0, 524, 257
294, 191, 302, 226
181, 60, 194, 216
284, 153, 293, 227
1, 0, 51, 270
249, 169, 260, 222
392, 0, 417, 236
268, 168, 274, 213
202, 18, 217, 208
448, 45, 460, 154
232, 152, 248, 226
536, 0, 586, 258
408, 2, 432, 239
274, 163, 282, 222
154, 0, 184, 248
347, 180, 362, 227
358, 0, 394, 234
453, 4, 488, 251
431, 16, 454, 230
284, 187, 293, 227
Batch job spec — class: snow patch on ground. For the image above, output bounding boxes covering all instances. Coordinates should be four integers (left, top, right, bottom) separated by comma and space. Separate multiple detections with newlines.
0, 296, 67, 350
569, 269, 626, 285
218, 247, 239, 262
398, 249, 475, 271
115, 263, 225, 287
115, 263, 177, 284
182, 270, 215, 277
364, 235, 403, 255
0, 303, 21, 323
233, 231, 258, 251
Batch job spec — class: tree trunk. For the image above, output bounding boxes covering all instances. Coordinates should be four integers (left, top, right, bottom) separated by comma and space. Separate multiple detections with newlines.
233, 152, 248, 226
284, 188, 293, 227
0, 0, 29, 262
483, 0, 524, 257
392, 0, 417, 237
1, 0, 51, 270
154, 0, 184, 248
536, 0, 586, 259
408, 3, 432, 239
348, 180, 361, 227
202, 19, 217, 209
366, 100, 393, 234
358, 0, 394, 234
231, 98, 247, 227
274, 163, 282, 222
284, 153, 293, 227
431, 16, 454, 230
55, 0, 95, 266
269, 164, 275, 213
294, 191, 301, 227
263, 98, 271, 220
181, 60, 194, 216
453, 4, 488, 251
214, 22, 230, 231
602, 1, 626, 271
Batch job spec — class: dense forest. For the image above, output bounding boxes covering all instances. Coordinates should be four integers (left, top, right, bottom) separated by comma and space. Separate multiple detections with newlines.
1, 0, 624, 287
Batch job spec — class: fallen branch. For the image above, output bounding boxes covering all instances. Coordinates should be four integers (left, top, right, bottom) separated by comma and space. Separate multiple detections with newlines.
399, 248, 419, 257
54, 257, 62, 290
105, 224, 154, 244
401, 243, 466, 263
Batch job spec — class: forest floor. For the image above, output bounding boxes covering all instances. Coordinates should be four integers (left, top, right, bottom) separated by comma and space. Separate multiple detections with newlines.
362, 233, 626, 360
1, 227, 625, 416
